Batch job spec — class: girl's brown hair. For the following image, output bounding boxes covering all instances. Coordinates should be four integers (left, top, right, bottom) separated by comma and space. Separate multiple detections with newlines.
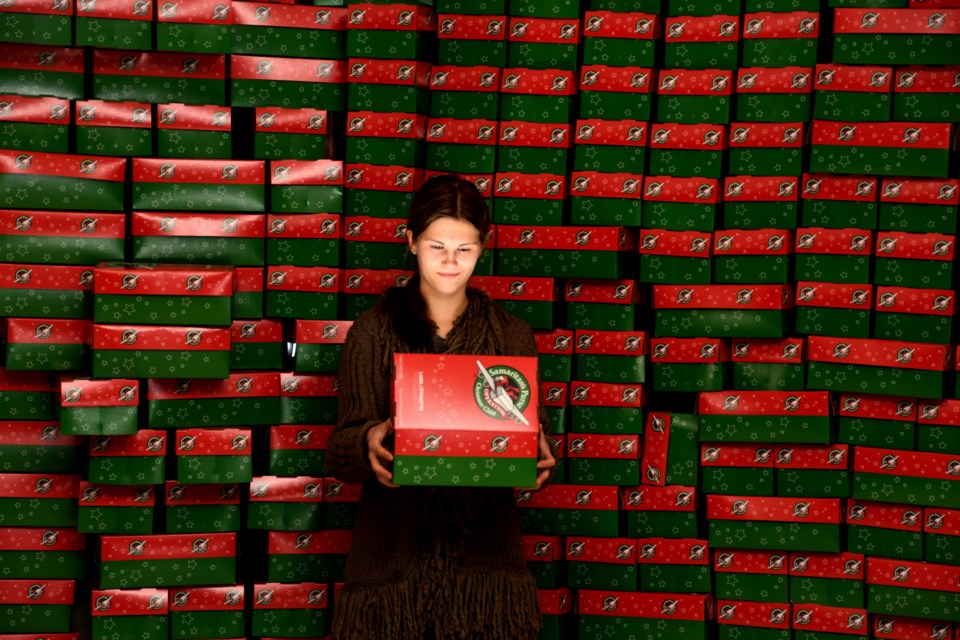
406, 174, 491, 245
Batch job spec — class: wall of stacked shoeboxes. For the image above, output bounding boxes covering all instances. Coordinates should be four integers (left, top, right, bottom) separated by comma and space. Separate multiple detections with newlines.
0, 0, 959, 638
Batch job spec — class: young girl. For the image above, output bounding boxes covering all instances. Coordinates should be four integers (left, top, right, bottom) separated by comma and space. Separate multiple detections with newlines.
327, 174, 556, 640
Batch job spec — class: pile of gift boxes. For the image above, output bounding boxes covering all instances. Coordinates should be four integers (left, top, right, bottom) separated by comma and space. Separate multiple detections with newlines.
1, 0, 960, 639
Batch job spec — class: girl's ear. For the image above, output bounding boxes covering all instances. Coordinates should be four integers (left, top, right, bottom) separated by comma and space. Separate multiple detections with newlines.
406, 229, 416, 253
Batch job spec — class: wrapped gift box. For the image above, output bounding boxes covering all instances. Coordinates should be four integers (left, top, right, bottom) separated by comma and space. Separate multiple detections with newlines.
834, 8, 960, 66
497, 121, 570, 174
93, 51, 226, 105
573, 329, 646, 384
437, 15, 507, 67
346, 111, 425, 167
0, 209, 124, 266
0, 45, 83, 99
701, 443, 776, 496
60, 378, 138, 437
544, 385, 568, 439
569, 380, 646, 434
294, 320, 350, 374
742, 11, 819, 67
731, 337, 805, 391
342, 268, 413, 320
663, 14, 740, 70
879, 178, 958, 235
347, 58, 429, 114
506, 16, 581, 71
636, 537, 710, 593
75, 0, 152, 49
653, 284, 793, 339
641, 412, 697, 487
794, 227, 874, 284
647, 123, 728, 179
268, 529, 351, 583
795, 281, 873, 338
491, 173, 565, 225
5, 318, 91, 372
0, 95, 70, 153
100, 533, 236, 588
580, 65, 655, 121
279, 373, 338, 425
497, 225, 635, 279
650, 337, 728, 392
233, 3, 346, 59
157, 104, 232, 159
231, 267, 262, 320
567, 433, 640, 485
342, 216, 413, 271
77, 482, 153, 534
91, 589, 168, 640
346, 3, 433, 61
583, 11, 658, 67
88, 430, 165, 486
0, 579, 73, 633
623, 484, 698, 538
164, 481, 241, 534
775, 444, 851, 497
0, 368, 53, 419
344, 163, 422, 217
717, 600, 791, 640
642, 176, 720, 232
524, 534, 564, 588
169, 586, 245, 640
574, 119, 647, 173
723, 176, 799, 230
149, 374, 280, 428
248, 476, 323, 531
131, 212, 265, 267
839, 393, 917, 449
232, 55, 345, 110
790, 552, 865, 608
132, 158, 265, 213
874, 286, 954, 344
737, 68, 812, 125
429, 66, 501, 119
867, 557, 960, 621
175, 428, 252, 485
252, 583, 328, 638
93, 324, 231, 379
516, 484, 620, 536
853, 446, 960, 508
847, 499, 923, 560
539, 588, 574, 640
322, 477, 361, 530
656, 69, 733, 124
708, 495, 843, 552
791, 604, 869, 640
502, 69, 577, 123
801, 175, 878, 230
256, 109, 328, 163
231, 319, 281, 371
699, 390, 833, 443
511, 0, 580, 18
0, 527, 85, 580
535, 329, 573, 382
267, 214, 340, 268
893, 66, 960, 122
714, 229, 793, 283
729, 123, 804, 182
0, 421, 78, 473
565, 536, 638, 591
714, 551, 789, 602
564, 279, 640, 331
577, 591, 714, 640
270, 159, 343, 214
874, 616, 955, 640
925, 507, 960, 567
810, 121, 953, 178
875, 231, 955, 290
265, 266, 339, 320
919, 399, 960, 454
424, 117, 496, 174
814, 64, 893, 123
155, 0, 232, 54
75, 99, 152, 157
269, 424, 334, 477
570, 171, 643, 226
638, 229, 712, 284
0, 150, 125, 212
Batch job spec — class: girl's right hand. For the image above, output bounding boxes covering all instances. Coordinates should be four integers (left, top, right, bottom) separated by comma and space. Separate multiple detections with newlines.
366, 418, 397, 488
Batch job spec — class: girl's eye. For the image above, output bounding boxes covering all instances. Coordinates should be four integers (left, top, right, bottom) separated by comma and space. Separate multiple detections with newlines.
431, 245, 444, 250
458, 247, 474, 253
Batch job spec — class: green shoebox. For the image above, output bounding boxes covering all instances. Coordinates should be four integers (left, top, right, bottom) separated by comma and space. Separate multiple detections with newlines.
0, 420, 79, 474
650, 337, 729, 393
573, 119, 648, 174
232, 267, 263, 320
467, 275, 557, 330
0, 527, 86, 580
668, 0, 739, 14
700, 444, 775, 496
248, 476, 323, 531
838, 393, 917, 450
176, 428, 253, 485
59, 378, 138, 437
641, 412, 698, 487
567, 433, 640, 486
564, 278, 641, 331
742, 11, 820, 67
867, 557, 960, 622
148, 373, 280, 429
565, 536, 638, 591
270, 159, 344, 214
511, 0, 580, 18
344, 163, 422, 217
75, 99, 152, 157
346, 111, 425, 167
0, 209, 125, 266
425, 117, 497, 173
346, 3, 433, 60
429, 66, 501, 119
636, 537, 711, 593
267, 213, 340, 268
717, 600, 791, 640
723, 175, 800, 229
501, 68, 577, 123
648, 123, 728, 179
925, 507, 960, 567
919, 400, 960, 455
497, 121, 570, 174
714, 551, 789, 602
255, 108, 329, 161
893, 66, 960, 123
265, 265, 340, 320
795, 281, 873, 339
580, 65, 654, 120
0, 95, 70, 153
88, 430, 166, 486
100, 532, 236, 589
847, 499, 923, 561
810, 120, 952, 178
526, 535, 565, 588
664, 14, 740, 70
879, 178, 958, 235
156, 0, 232, 54
731, 337, 805, 391
76, 0, 153, 49
164, 481, 242, 534
814, 63, 893, 122
0, 44, 83, 99
642, 176, 720, 232
5, 318, 90, 373
0, 264, 92, 320
517, 484, 620, 537
875, 230, 956, 290
699, 390, 834, 444
91, 588, 169, 640
322, 477, 361, 530
874, 286, 955, 344
157, 103, 232, 159
789, 552, 866, 608
0, 368, 54, 420
497, 224, 635, 279
577, 591, 713, 640
347, 58, 430, 114
573, 329, 647, 384
801, 174, 878, 230
341, 268, 414, 321
791, 604, 870, 640
657, 69, 733, 124
506, 16, 581, 71
809, 336, 950, 400
637, 229, 713, 285
269, 424, 334, 477
294, 320, 350, 374
583, 11, 658, 67
735, 67, 813, 123
708, 495, 843, 552
131, 212, 265, 267
93, 324, 231, 380
834, 8, 960, 66
343, 216, 411, 270
437, 15, 508, 67
569, 380, 646, 435
233, 3, 345, 59
170, 585, 246, 640
544, 387, 569, 438
231, 319, 283, 371
0, 149, 126, 212
570, 171, 644, 226
0, 579, 73, 633
232, 55, 345, 111
280, 372, 338, 425
133, 158, 265, 213
729, 121, 805, 179
535, 328, 574, 382
623, 484, 698, 538
714, 228, 794, 284
775, 444, 852, 498
653, 284, 793, 339
77, 482, 154, 534
93, 50, 226, 105
268, 529, 351, 583
794, 227, 874, 284
252, 582, 329, 638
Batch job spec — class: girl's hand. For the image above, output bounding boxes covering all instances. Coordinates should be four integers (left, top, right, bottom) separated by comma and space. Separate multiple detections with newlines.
366, 419, 397, 488
534, 429, 557, 490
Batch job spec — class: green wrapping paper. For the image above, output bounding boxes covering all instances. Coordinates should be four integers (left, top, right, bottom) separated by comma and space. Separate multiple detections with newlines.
157, 104, 233, 159
322, 477, 361, 530
653, 284, 793, 339
564, 279, 640, 332
511, 0, 580, 18
0, 420, 79, 473
723, 175, 799, 230
0, 150, 126, 212
838, 393, 917, 450
169, 586, 245, 640
789, 552, 866, 609
269, 425, 334, 477
466, 275, 555, 331
814, 63, 893, 122
279, 372, 339, 425
437, 14, 508, 67
76, 0, 153, 49
165, 481, 242, 534
232, 267, 263, 320
663, 14, 740, 70
731, 337, 805, 392
713, 551, 789, 602
176, 429, 253, 485
867, 557, 960, 622
0, 0, 71, 46
341, 268, 413, 320
642, 175, 720, 232
524, 535, 564, 589
573, 329, 646, 384
925, 507, 960, 567
0, 579, 74, 633
506, 16, 582, 71
77, 481, 154, 534
256, 107, 329, 161
650, 337, 729, 393
647, 123, 728, 179
879, 178, 959, 235
147, 371, 277, 424
544, 387, 568, 441
0, 95, 70, 153
569, 380, 646, 435
656, 69, 733, 124
347, 58, 430, 114
535, 329, 573, 383
874, 286, 955, 344
708, 495, 843, 552
268, 530, 351, 583
75, 99, 152, 157
429, 66, 502, 119
91, 588, 169, 640
834, 8, 960, 66
271, 159, 344, 214
502, 69, 577, 123
232, 55, 345, 111
742, 11, 820, 67
636, 537, 711, 593
571, 171, 643, 226
155, 0, 232, 54
4, 318, 91, 372
801, 174, 878, 229
855, 446, 960, 508
99, 533, 236, 589
517, 484, 620, 537
252, 582, 329, 638
497, 119, 571, 181
265, 266, 340, 320
426, 117, 497, 174
343, 216, 411, 270
268, 214, 340, 268
497, 224, 635, 279
347, 111, 426, 168
641, 412, 698, 487
577, 591, 713, 640
0, 368, 54, 420
132, 158, 265, 213
344, 163, 422, 217
567, 433, 640, 486
735, 67, 813, 122
847, 499, 923, 561
491, 172, 566, 226
810, 120, 953, 178
574, 119, 647, 174
714, 229, 794, 284
231, 319, 283, 371
717, 600, 791, 640
576, 66, 646, 133
248, 476, 323, 531
638, 229, 713, 285
92, 324, 232, 380
565, 535, 638, 591
894, 66, 960, 123
0, 209, 124, 266
919, 400, 960, 455
0, 527, 86, 580
794, 227, 874, 284
729, 122, 805, 180
0, 44, 83, 99
131, 212, 266, 267
88, 430, 166, 486
583, 11, 658, 67
775, 444, 851, 498
93, 51, 226, 105
622, 484, 698, 538
294, 320, 351, 374
699, 390, 833, 443
794, 281, 873, 339
700, 444, 775, 496
874, 231, 956, 290
346, 3, 434, 60
233, 3, 346, 59
60, 378, 139, 436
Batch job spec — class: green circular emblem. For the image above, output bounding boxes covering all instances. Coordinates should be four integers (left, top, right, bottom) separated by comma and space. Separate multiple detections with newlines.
474, 364, 531, 422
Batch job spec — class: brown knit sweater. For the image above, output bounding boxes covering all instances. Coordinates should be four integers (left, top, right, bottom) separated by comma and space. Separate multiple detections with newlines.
326, 278, 551, 640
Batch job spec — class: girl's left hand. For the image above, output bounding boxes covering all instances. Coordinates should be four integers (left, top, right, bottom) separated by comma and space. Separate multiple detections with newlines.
534, 429, 556, 490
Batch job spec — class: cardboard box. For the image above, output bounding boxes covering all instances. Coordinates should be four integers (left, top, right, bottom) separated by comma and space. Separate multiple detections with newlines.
155, 0, 232, 54
583, 11, 659, 67
714, 551, 789, 602
656, 69, 733, 124
570, 171, 643, 226
164, 481, 242, 534
255, 108, 328, 161
75, 0, 153, 49
0, 95, 70, 153
148, 373, 280, 428
232, 55, 345, 110
708, 495, 843, 552
879, 178, 959, 235
267, 213, 340, 269
0, 209, 124, 266
577, 591, 714, 640
131, 212, 265, 267
269, 424, 334, 477
565, 536, 638, 591
88, 430, 165, 486
699, 390, 834, 443
252, 583, 328, 638
642, 176, 720, 232
814, 64, 893, 121
294, 320, 350, 374
347, 58, 430, 114
497, 225, 635, 279
247, 476, 323, 531
0, 368, 54, 419
268, 529, 351, 583
0, 421, 78, 474
437, 15, 508, 67
491, 172, 565, 225
714, 229, 794, 283
791, 604, 869, 640
638, 229, 713, 285
265, 266, 340, 320
564, 279, 641, 331
580, 64, 654, 121
59, 378, 138, 437
524, 534, 564, 588
834, 8, 960, 66
75, 99, 152, 157
343, 216, 411, 271
429, 66, 501, 119
847, 499, 923, 560
169, 586, 245, 640
874, 231, 956, 290
77, 482, 154, 534
0, 579, 73, 633
838, 393, 918, 449
653, 284, 793, 339
801, 175, 878, 230
731, 337, 806, 391
535, 329, 574, 382
622, 484, 698, 538
703, 443, 777, 498
636, 537, 711, 593
867, 557, 960, 621
91, 589, 168, 640
810, 120, 953, 178
346, 3, 434, 61
157, 103, 232, 159
279, 373, 339, 425
874, 616, 956, 640
569, 380, 646, 434
100, 533, 236, 588
322, 477, 361, 530
468, 275, 559, 330
424, 117, 496, 174
511, 0, 580, 18
344, 163, 423, 217
925, 507, 960, 567
538, 587, 575, 640
735, 67, 813, 122
233, 3, 346, 59
919, 399, 960, 454
346, 111, 425, 167
93, 51, 226, 105
497, 121, 571, 174
270, 159, 343, 214
663, 14, 740, 69
874, 286, 955, 344
789, 552, 865, 608
567, 433, 641, 485
231, 319, 282, 371
502, 69, 577, 123
742, 11, 819, 67
647, 123, 728, 179
544, 386, 568, 441
0, 45, 83, 99
175, 428, 252, 485
853, 446, 960, 508
0, 527, 86, 580
893, 66, 960, 122
4, 318, 91, 372
794, 227, 874, 284
573, 329, 647, 384
232, 267, 263, 319
92, 324, 232, 380
516, 484, 620, 536
506, 16, 581, 71
775, 444, 851, 498
132, 158, 265, 213
727, 125, 804, 199
717, 600, 791, 640
341, 268, 413, 320
723, 176, 800, 230
641, 412, 697, 487
0, 150, 125, 212
795, 282, 873, 338
573, 119, 648, 173
650, 337, 729, 392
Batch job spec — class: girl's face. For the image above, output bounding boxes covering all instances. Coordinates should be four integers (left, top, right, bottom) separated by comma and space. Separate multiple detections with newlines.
407, 217, 483, 299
